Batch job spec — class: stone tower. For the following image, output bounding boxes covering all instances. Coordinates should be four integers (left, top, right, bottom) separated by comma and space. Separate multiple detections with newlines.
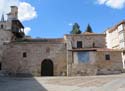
0, 6, 25, 73
7, 6, 18, 21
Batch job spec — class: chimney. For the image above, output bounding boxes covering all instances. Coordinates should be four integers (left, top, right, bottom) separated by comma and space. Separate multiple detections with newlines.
7, 6, 18, 21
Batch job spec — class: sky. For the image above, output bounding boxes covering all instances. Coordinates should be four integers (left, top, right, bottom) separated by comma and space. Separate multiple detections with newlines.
0, 0, 125, 38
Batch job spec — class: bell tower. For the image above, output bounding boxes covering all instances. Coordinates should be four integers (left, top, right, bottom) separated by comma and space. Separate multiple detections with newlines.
0, 6, 25, 73
7, 6, 18, 21
6, 6, 25, 38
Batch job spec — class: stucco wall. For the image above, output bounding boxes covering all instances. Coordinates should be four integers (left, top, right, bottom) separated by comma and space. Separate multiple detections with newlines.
106, 29, 119, 48
106, 23, 125, 49
73, 51, 96, 64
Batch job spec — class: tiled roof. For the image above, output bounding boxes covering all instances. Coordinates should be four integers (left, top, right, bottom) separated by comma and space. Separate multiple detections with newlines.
64, 33, 105, 36
82, 32, 95, 34
14, 38, 64, 43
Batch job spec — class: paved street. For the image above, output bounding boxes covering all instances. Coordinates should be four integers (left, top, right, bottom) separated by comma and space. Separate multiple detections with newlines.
1, 74, 125, 91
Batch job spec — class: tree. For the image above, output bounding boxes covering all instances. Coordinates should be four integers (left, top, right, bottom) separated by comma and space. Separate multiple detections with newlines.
70, 23, 81, 34
85, 24, 93, 33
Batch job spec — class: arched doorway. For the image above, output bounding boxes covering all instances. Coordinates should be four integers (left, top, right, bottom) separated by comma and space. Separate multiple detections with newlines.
41, 59, 53, 76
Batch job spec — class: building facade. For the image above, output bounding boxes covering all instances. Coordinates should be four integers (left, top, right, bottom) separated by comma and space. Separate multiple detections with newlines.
105, 21, 125, 69
0, 6, 124, 76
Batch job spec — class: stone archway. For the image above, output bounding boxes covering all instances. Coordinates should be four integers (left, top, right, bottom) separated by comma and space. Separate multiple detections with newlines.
41, 59, 53, 76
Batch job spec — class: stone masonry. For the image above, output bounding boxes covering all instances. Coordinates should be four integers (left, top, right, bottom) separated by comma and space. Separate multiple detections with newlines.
0, 6, 124, 76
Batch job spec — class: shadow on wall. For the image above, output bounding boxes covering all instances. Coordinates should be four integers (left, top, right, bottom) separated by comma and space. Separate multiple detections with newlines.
0, 77, 48, 91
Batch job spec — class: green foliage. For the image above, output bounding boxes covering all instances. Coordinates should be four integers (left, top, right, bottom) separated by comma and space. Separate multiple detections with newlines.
70, 23, 81, 34
85, 24, 93, 33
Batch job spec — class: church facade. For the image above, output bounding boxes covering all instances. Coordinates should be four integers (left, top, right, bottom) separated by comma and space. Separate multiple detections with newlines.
0, 6, 124, 76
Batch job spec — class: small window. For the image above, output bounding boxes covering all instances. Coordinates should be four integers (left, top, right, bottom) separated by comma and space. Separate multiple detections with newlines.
1, 25, 3, 29
105, 54, 110, 60
23, 52, 27, 58
123, 51, 125, 55
0, 62, 2, 70
93, 42, 95, 48
77, 41, 82, 48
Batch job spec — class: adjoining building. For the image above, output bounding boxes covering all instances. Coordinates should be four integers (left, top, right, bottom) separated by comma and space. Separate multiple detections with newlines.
105, 20, 125, 69
0, 6, 124, 76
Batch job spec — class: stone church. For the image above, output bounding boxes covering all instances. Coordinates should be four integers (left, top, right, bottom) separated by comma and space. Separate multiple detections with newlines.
0, 6, 124, 76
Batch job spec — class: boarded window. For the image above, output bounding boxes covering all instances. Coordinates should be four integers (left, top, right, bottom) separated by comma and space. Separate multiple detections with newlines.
77, 41, 82, 48
105, 54, 110, 60
77, 52, 89, 63
0, 62, 1, 70
23, 52, 27, 58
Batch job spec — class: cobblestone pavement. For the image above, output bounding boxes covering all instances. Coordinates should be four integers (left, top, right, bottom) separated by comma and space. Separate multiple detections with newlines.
1, 74, 125, 91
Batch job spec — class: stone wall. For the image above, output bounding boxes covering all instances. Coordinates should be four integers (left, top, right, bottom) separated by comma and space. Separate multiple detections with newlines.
68, 51, 97, 76
96, 51, 123, 75
71, 64, 97, 76
0, 30, 14, 63
1, 31, 124, 77
64, 34, 106, 49
64, 34, 106, 76
67, 50, 123, 76
0, 21, 12, 31
3, 41, 67, 76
